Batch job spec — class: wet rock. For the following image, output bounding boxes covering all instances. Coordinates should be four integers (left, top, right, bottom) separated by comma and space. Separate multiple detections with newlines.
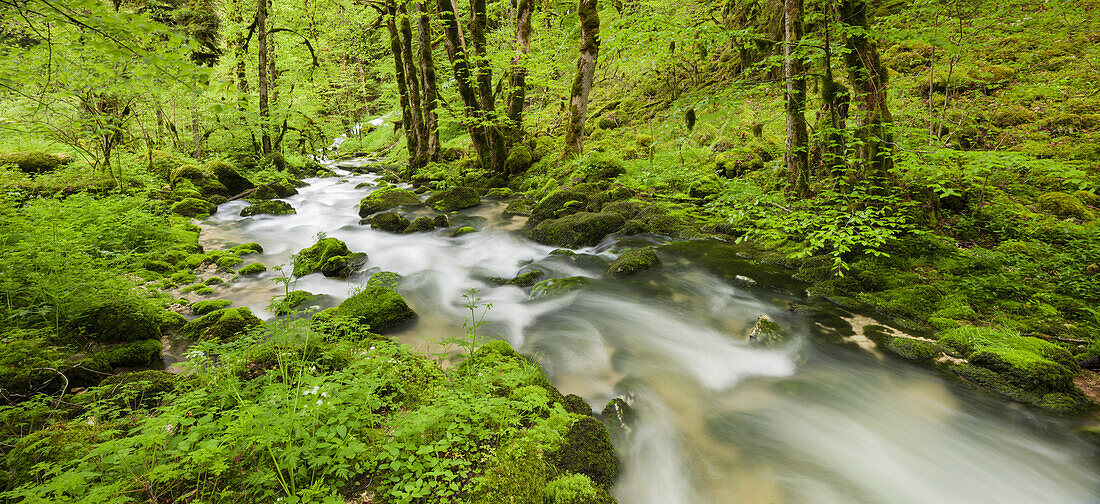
272, 290, 316, 316
601, 397, 635, 444
404, 216, 437, 233
747, 314, 786, 346
172, 197, 216, 217
207, 160, 254, 195
229, 242, 263, 255
320, 252, 368, 278
238, 262, 267, 276
248, 184, 279, 201
563, 394, 593, 416
510, 270, 545, 287
530, 212, 626, 248
548, 416, 620, 489
358, 186, 422, 217
190, 299, 232, 316
336, 285, 416, 331
427, 187, 481, 211
531, 190, 587, 223
292, 237, 355, 277
503, 198, 532, 217
369, 212, 411, 233
451, 226, 477, 237
432, 214, 450, 228
240, 200, 295, 216
884, 336, 938, 361
178, 307, 261, 341
606, 248, 660, 277
485, 187, 514, 199
530, 276, 590, 300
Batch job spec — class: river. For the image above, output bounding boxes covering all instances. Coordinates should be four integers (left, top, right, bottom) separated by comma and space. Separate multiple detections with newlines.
198, 165, 1100, 504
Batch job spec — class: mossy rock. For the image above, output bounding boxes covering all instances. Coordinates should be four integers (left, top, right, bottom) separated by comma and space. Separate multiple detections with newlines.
273, 290, 316, 316
206, 160, 254, 195
160, 311, 187, 332
238, 262, 267, 276
1073, 190, 1100, 206
191, 299, 232, 315
549, 416, 620, 489
240, 200, 296, 217
432, 214, 450, 228
248, 184, 279, 201
404, 216, 437, 233
503, 198, 533, 217
531, 212, 626, 248
89, 339, 163, 368
991, 107, 1037, 128
530, 277, 590, 300
229, 242, 263, 255
172, 198, 216, 218
510, 270, 545, 287
215, 254, 243, 269
562, 394, 593, 416
575, 153, 625, 181
336, 285, 416, 331
884, 337, 938, 360
369, 212, 411, 233
320, 252, 368, 278
177, 307, 262, 341
452, 226, 477, 237
505, 145, 533, 174
1037, 192, 1091, 219
606, 248, 660, 276
292, 237, 352, 277
747, 314, 786, 347
485, 187, 514, 199
600, 200, 641, 219
939, 326, 1079, 393
0, 151, 71, 174
532, 190, 588, 223
365, 271, 403, 290
70, 298, 163, 343
426, 187, 481, 211
358, 186, 422, 217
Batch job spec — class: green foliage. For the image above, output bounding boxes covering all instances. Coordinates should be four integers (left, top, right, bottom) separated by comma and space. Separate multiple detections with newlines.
292, 237, 351, 277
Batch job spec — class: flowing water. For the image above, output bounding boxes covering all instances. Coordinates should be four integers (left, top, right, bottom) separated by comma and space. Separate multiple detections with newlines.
199, 165, 1100, 504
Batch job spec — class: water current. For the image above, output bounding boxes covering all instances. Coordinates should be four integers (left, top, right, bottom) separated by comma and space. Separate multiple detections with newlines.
198, 163, 1100, 504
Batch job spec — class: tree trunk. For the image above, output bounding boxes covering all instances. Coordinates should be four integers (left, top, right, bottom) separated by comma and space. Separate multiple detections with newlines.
399, 1, 427, 168
257, 0, 272, 155
191, 105, 203, 160
784, 0, 809, 195
437, 0, 489, 164
387, 0, 418, 160
563, 0, 600, 157
818, 7, 848, 178
469, 0, 505, 173
416, 0, 440, 161
507, 0, 534, 133
838, 0, 893, 182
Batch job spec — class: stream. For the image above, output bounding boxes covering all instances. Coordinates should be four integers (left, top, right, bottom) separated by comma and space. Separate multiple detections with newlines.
198, 165, 1100, 504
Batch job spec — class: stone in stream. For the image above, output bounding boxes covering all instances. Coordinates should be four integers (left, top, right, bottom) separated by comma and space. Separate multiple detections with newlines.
178, 307, 262, 341
530, 211, 626, 248
605, 248, 660, 277
502, 198, 532, 217
320, 252, 368, 278
172, 197, 216, 217
369, 212, 411, 233
548, 416, 620, 490
358, 186, 422, 217
747, 314, 786, 347
529, 276, 590, 300
292, 237, 367, 277
240, 200, 295, 217
335, 285, 416, 332
404, 216, 437, 233
530, 189, 587, 223
426, 187, 481, 211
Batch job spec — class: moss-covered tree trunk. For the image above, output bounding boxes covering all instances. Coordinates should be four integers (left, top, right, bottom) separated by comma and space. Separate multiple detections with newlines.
416, 0, 440, 161
398, 1, 427, 169
257, 0, 272, 155
387, 0, 418, 161
563, 0, 600, 157
437, 0, 490, 166
507, 0, 534, 132
838, 0, 893, 183
470, 0, 506, 173
784, 0, 809, 195
818, 8, 848, 178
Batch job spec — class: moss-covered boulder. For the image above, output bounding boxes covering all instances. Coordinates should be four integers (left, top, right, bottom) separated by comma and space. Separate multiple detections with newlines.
336, 285, 416, 331
206, 160, 254, 196
530, 277, 590, 300
427, 187, 481, 211
70, 298, 163, 343
292, 237, 351, 277
939, 326, 1079, 393
884, 336, 938, 361
747, 314, 786, 346
215, 254, 243, 269
505, 145, 533, 174
503, 198, 533, 217
178, 307, 262, 341
432, 214, 450, 228
0, 151, 71, 174
1037, 192, 1091, 219
273, 290, 316, 316
191, 299, 232, 316
369, 212, 411, 233
404, 216, 437, 233
358, 186, 422, 217
172, 198, 216, 217
320, 252, 368, 278
238, 262, 267, 276
240, 200, 296, 217
248, 184, 279, 201
531, 190, 588, 223
549, 416, 620, 489
89, 339, 163, 368
452, 226, 477, 237
606, 248, 660, 277
229, 242, 263, 255
485, 187, 514, 199
531, 212, 626, 248
510, 270, 545, 287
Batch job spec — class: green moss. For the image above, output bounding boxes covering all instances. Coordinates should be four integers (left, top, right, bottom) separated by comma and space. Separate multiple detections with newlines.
369, 212, 411, 233
503, 198, 533, 217
172, 197, 216, 218
426, 187, 481, 211
747, 314, 786, 346
544, 473, 613, 504
358, 186, 422, 217
205, 160, 254, 195
5, 423, 97, 488
606, 248, 660, 276
336, 285, 417, 331
366, 271, 403, 290
469, 438, 547, 504
215, 254, 243, 269
69, 298, 162, 343
531, 212, 626, 248
90, 339, 163, 368
177, 307, 262, 341
485, 187, 514, 199
530, 277, 590, 300
273, 290, 316, 316
240, 200, 296, 217
292, 237, 351, 277
404, 215, 437, 233
505, 145, 534, 174
549, 416, 619, 489
532, 190, 587, 223
884, 337, 938, 360
1073, 190, 1099, 207
319, 252, 368, 278
83, 370, 178, 410
1037, 192, 1091, 219
191, 299, 232, 315
0, 151, 70, 174
938, 326, 1078, 393
452, 226, 477, 237
238, 262, 267, 275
